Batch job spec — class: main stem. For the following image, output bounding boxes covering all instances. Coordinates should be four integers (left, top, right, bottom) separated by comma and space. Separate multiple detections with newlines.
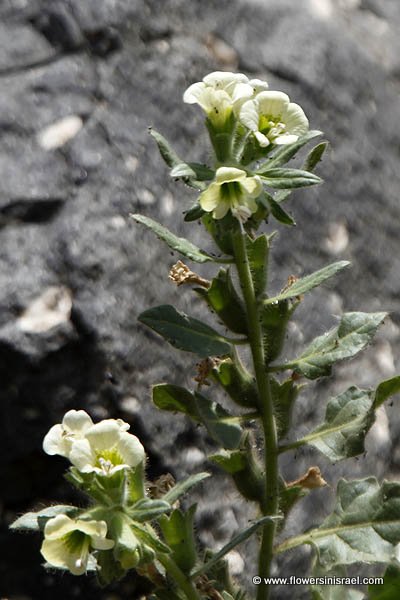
158, 553, 202, 600
233, 226, 279, 600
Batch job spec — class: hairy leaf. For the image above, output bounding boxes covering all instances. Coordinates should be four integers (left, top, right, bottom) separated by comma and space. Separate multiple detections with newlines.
170, 162, 214, 181
152, 384, 242, 449
192, 515, 281, 577
277, 478, 400, 571
288, 312, 387, 379
267, 261, 350, 303
149, 128, 181, 168
10, 505, 79, 531
259, 168, 322, 189
245, 234, 269, 297
369, 564, 400, 599
159, 506, 198, 573
258, 130, 323, 169
131, 214, 214, 263
139, 305, 231, 357
196, 268, 247, 334
162, 472, 210, 505
298, 386, 375, 462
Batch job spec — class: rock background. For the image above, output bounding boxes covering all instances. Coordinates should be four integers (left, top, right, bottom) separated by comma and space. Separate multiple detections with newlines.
1, 0, 400, 598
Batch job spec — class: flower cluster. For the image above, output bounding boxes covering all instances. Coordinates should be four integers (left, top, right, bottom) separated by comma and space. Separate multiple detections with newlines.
184, 71, 309, 222
43, 409, 145, 475
39, 411, 147, 576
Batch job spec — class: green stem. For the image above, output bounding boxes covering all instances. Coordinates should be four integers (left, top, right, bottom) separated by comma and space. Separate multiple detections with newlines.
232, 224, 279, 600
157, 553, 201, 600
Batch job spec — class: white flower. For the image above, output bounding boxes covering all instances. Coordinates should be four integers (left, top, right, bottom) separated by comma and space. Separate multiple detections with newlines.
183, 71, 269, 128
69, 419, 145, 476
240, 91, 309, 147
41, 514, 114, 575
42, 410, 130, 459
199, 167, 263, 221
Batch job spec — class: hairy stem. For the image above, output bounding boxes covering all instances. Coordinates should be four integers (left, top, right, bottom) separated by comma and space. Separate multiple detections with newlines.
157, 553, 201, 600
232, 224, 279, 600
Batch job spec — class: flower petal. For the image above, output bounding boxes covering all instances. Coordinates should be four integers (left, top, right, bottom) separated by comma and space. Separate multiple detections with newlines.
254, 131, 270, 147
215, 166, 247, 184
239, 99, 259, 131
256, 91, 290, 118
241, 176, 263, 197
213, 200, 230, 220
117, 432, 145, 468
183, 82, 207, 104
42, 424, 68, 456
63, 410, 93, 433
283, 102, 309, 136
274, 134, 299, 145
85, 420, 121, 451
199, 183, 221, 212
203, 71, 249, 89
69, 438, 96, 472
249, 78, 269, 93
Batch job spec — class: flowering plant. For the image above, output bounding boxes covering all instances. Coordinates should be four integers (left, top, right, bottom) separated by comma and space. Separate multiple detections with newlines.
11, 71, 400, 600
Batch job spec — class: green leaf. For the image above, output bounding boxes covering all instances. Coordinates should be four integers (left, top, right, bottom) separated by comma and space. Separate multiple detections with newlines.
369, 564, 400, 599
184, 203, 205, 222
149, 128, 181, 168
261, 299, 294, 364
10, 505, 79, 531
196, 268, 247, 334
259, 168, 322, 189
277, 478, 400, 570
278, 478, 307, 525
265, 193, 296, 227
162, 472, 210, 505
288, 312, 387, 380
170, 162, 215, 181
202, 212, 235, 256
258, 130, 323, 169
209, 436, 264, 504
304, 141, 329, 172
271, 377, 300, 438
152, 384, 242, 449
267, 261, 350, 303
159, 506, 198, 573
375, 376, 400, 408
192, 515, 281, 577
129, 499, 171, 522
211, 357, 259, 408
245, 234, 269, 297
311, 566, 364, 600
131, 522, 171, 554
131, 214, 214, 263
296, 386, 375, 462
139, 305, 231, 358
96, 550, 126, 587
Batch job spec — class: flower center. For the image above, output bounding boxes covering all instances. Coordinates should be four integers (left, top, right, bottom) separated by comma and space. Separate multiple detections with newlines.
96, 448, 123, 474
258, 114, 286, 139
220, 181, 242, 204
63, 530, 87, 553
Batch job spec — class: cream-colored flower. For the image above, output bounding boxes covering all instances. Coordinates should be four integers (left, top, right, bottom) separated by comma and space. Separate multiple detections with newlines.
240, 91, 309, 147
183, 71, 268, 128
69, 419, 145, 476
42, 410, 130, 459
199, 167, 262, 221
41, 514, 114, 575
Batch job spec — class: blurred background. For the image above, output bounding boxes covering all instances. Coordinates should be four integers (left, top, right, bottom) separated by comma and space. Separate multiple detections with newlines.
1, 0, 400, 598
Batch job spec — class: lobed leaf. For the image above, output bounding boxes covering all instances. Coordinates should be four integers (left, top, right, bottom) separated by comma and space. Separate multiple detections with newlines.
139, 305, 232, 357
287, 312, 387, 380
277, 478, 400, 571
297, 386, 375, 462
266, 261, 350, 303
131, 214, 214, 263
369, 564, 400, 599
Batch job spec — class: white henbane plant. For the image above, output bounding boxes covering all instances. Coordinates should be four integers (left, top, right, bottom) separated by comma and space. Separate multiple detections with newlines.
11, 71, 400, 600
